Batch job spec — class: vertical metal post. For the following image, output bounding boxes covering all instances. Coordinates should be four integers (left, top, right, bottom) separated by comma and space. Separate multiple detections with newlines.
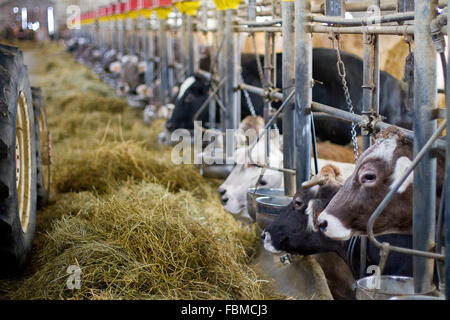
360, 10, 380, 279
209, 15, 217, 129
144, 17, 153, 90
118, 18, 124, 55
294, 0, 312, 189
217, 11, 226, 136
445, 2, 450, 300
187, 15, 195, 76
282, 0, 296, 197
112, 19, 117, 51
167, 29, 175, 97
224, 9, 240, 154
263, 32, 274, 123
159, 19, 170, 105
413, 0, 437, 294
248, 0, 256, 20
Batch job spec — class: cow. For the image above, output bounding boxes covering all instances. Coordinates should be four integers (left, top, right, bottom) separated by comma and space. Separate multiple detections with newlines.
262, 164, 418, 299
160, 48, 414, 146
317, 126, 445, 240
217, 136, 356, 218
111, 54, 147, 97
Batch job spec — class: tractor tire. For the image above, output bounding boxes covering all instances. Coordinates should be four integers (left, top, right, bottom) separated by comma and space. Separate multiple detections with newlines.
32, 87, 51, 209
0, 44, 38, 277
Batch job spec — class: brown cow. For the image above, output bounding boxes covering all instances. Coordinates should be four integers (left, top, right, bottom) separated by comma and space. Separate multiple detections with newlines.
317, 126, 445, 240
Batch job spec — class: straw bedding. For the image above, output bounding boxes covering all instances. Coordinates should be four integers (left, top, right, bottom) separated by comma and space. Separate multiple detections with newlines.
0, 42, 283, 300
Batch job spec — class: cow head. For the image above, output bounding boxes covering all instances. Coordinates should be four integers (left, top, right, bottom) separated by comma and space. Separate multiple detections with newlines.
163, 74, 210, 133
262, 165, 344, 255
317, 126, 415, 240
218, 134, 283, 215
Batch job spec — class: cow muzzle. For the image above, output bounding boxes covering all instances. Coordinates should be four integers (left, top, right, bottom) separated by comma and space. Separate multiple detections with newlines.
317, 211, 352, 240
261, 231, 282, 254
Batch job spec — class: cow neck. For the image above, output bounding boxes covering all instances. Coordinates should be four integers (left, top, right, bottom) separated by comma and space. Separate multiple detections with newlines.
323, 235, 361, 279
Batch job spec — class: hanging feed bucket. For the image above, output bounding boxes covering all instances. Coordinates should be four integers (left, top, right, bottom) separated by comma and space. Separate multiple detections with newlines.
255, 196, 292, 230
199, 149, 233, 179
246, 187, 285, 221
355, 276, 436, 300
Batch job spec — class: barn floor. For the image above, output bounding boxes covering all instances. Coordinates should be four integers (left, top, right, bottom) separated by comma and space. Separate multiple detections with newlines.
0, 41, 331, 300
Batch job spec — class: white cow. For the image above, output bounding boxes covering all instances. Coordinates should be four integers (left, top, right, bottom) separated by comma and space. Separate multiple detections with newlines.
218, 135, 355, 221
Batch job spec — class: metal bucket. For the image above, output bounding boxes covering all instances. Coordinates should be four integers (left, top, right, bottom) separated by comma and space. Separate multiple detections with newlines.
247, 188, 285, 221
389, 295, 444, 300
355, 276, 436, 300
199, 151, 234, 179
255, 196, 292, 230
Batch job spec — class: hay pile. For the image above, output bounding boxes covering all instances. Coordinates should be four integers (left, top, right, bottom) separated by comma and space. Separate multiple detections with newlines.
0, 42, 283, 300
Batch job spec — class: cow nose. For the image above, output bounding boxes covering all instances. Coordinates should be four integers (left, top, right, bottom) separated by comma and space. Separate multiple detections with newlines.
318, 219, 328, 233
218, 187, 226, 196
221, 196, 228, 205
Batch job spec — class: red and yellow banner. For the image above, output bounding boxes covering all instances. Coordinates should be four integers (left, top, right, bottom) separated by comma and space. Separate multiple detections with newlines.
212, 0, 241, 10
175, 1, 200, 16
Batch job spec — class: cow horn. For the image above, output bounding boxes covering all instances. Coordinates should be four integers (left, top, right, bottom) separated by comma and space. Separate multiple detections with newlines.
301, 175, 327, 189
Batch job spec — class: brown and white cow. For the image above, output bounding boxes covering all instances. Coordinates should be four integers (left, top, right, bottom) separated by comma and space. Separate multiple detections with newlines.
317, 126, 445, 240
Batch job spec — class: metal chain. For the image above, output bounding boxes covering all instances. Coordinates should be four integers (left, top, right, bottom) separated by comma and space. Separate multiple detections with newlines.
251, 33, 266, 86
241, 80, 257, 116
250, 33, 279, 131
331, 33, 359, 161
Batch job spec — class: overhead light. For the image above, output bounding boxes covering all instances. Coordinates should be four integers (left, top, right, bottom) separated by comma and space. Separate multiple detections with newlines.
48, 7, 55, 35
21, 8, 27, 30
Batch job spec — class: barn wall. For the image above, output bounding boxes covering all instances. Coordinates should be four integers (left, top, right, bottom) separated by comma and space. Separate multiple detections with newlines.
0, 0, 54, 38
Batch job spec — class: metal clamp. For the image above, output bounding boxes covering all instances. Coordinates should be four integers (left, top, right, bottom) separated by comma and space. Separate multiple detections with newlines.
360, 112, 385, 136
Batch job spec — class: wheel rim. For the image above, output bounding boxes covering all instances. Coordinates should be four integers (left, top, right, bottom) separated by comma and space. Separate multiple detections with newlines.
16, 91, 32, 233
39, 109, 50, 192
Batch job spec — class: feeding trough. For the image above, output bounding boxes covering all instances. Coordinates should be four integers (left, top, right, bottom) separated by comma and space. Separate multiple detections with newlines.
199, 149, 233, 179
127, 94, 148, 109
355, 276, 436, 300
255, 196, 292, 230
247, 187, 285, 221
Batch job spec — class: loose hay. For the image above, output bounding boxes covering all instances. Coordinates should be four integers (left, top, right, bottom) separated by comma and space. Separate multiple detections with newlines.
0, 42, 284, 300
10, 184, 268, 300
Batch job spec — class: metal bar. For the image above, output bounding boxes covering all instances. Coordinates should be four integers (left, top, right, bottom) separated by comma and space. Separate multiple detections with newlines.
193, 78, 228, 122
446, 0, 450, 299
167, 30, 175, 98
225, 8, 241, 154
413, 0, 438, 294
311, 11, 415, 25
367, 119, 446, 261
282, 0, 296, 197
239, 83, 284, 100
248, 0, 257, 20
143, 17, 152, 95
310, 24, 417, 35
236, 19, 282, 26
248, 90, 297, 174
118, 18, 124, 54
311, 101, 447, 150
217, 11, 226, 136
187, 15, 195, 76
159, 19, 170, 105
295, 0, 312, 190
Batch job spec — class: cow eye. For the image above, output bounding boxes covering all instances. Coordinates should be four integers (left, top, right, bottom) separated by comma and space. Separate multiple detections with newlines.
361, 173, 377, 184
294, 199, 304, 210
